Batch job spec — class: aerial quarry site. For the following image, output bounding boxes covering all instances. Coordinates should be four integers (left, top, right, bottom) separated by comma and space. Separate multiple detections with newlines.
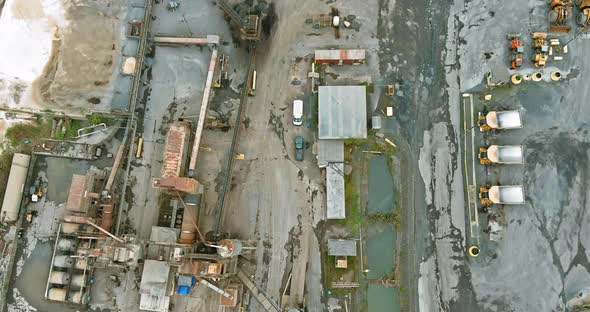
1, 0, 590, 312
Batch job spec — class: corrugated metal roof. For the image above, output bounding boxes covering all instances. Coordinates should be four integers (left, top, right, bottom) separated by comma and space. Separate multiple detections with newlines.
328, 239, 357, 256
140, 260, 171, 296
0, 153, 30, 222
162, 122, 191, 178
318, 139, 344, 168
326, 163, 345, 219
66, 174, 89, 213
318, 86, 367, 139
315, 49, 366, 61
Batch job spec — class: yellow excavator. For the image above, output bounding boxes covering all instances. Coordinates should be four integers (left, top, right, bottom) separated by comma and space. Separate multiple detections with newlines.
576, 0, 590, 27
549, 0, 573, 32
532, 32, 549, 67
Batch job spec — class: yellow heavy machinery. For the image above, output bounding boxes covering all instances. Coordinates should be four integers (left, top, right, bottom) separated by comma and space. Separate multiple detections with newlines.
548, 0, 573, 32
532, 32, 549, 67
576, 0, 590, 27
478, 145, 524, 165
479, 185, 525, 205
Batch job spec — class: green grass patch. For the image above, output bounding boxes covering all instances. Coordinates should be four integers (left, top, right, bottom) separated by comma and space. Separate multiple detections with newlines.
367, 211, 401, 227
338, 173, 364, 233
88, 112, 114, 126
5, 120, 50, 147
320, 240, 360, 295
0, 151, 14, 206
65, 119, 81, 139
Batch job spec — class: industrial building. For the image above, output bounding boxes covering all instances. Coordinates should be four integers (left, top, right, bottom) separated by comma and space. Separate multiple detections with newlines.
327, 239, 357, 269
140, 260, 172, 312
314, 49, 366, 65
318, 85, 367, 140
0, 153, 31, 223
317, 85, 368, 219
65, 171, 104, 213
153, 121, 202, 194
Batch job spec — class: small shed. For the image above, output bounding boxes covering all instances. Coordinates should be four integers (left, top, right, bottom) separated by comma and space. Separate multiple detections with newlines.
328, 239, 357, 268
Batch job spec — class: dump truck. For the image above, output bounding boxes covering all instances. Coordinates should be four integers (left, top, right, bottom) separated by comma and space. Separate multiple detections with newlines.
479, 145, 524, 165
479, 185, 525, 205
576, 0, 590, 27
548, 0, 572, 32
478, 110, 522, 131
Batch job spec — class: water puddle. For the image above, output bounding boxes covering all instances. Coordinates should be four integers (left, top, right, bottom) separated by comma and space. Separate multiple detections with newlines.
366, 155, 400, 312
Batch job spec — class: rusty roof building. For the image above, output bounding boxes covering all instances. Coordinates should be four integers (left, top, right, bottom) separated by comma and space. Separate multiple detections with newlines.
154, 121, 202, 194
162, 121, 191, 178
66, 174, 92, 213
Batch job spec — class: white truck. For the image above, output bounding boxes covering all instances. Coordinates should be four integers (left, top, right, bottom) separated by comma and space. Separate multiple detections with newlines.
479, 185, 525, 205
293, 99, 303, 126
479, 145, 524, 165
478, 110, 522, 131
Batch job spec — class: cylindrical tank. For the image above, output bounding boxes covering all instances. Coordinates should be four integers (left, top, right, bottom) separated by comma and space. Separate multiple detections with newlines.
217, 239, 243, 258
511, 74, 522, 85
57, 239, 77, 251
49, 271, 70, 285
71, 275, 86, 288
0, 153, 31, 223
70, 291, 87, 304
47, 288, 67, 301
53, 255, 73, 268
75, 258, 88, 270
550, 71, 562, 81
61, 223, 80, 234
178, 195, 201, 244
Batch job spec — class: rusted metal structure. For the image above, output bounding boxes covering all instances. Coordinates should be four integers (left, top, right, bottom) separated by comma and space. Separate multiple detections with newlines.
153, 121, 202, 194
314, 49, 366, 65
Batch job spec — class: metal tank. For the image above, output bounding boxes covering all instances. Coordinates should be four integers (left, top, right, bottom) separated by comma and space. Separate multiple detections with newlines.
75, 258, 88, 270
71, 274, 86, 288
49, 271, 70, 285
57, 238, 77, 251
217, 239, 243, 258
47, 288, 67, 301
0, 153, 31, 223
53, 255, 73, 268
61, 223, 80, 234
70, 291, 87, 304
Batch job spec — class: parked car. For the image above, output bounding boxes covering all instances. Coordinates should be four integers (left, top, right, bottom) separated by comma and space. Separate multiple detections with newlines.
294, 136, 304, 161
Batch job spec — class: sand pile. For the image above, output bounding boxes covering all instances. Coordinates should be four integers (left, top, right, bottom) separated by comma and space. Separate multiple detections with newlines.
0, 0, 126, 113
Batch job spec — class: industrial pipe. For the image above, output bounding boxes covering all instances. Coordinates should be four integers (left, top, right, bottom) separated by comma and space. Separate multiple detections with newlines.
189, 48, 218, 176
199, 278, 234, 300
86, 220, 123, 243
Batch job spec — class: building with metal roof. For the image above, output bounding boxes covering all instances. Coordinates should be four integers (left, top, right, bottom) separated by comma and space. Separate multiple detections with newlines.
326, 163, 345, 219
0, 153, 30, 223
328, 239, 357, 269
139, 260, 171, 312
317, 139, 344, 168
327, 239, 357, 256
314, 49, 366, 65
318, 86, 367, 139
153, 121, 202, 194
